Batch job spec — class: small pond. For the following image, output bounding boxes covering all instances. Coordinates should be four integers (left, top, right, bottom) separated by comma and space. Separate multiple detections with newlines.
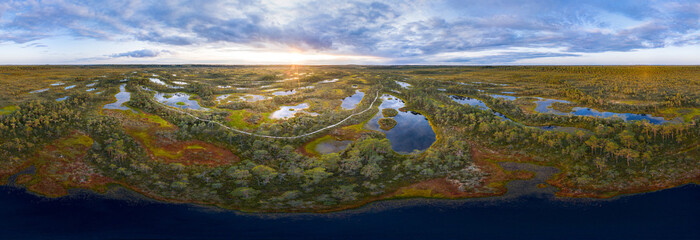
29, 88, 49, 94
50, 82, 64, 86
270, 103, 318, 119
272, 89, 297, 96
490, 94, 517, 101
450, 95, 510, 121
149, 78, 167, 86
340, 90, 365, 110
64, 85, 76, 90
240, 94, 268, 102
533, 98, 668, 124
86, 82, 97, 87
86, 88, 97, 92
315, 139, 353, 155
319, 79, 339, 83
395, 81, 411, 89
366, 94, 436, 154
172, 81, 188, 85
56, 96, 68, 102
154, 92, 203, 110
103, 84, 131, 111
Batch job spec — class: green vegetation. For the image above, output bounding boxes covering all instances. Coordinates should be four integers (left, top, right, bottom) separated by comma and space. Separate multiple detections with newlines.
378, 118, 397, 130
0, 105, 18, 115
0, 65, 697, 212
382, 108, 398, 117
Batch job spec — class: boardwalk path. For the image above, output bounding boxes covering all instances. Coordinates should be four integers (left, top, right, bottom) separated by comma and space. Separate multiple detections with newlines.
149, 89, 382, 140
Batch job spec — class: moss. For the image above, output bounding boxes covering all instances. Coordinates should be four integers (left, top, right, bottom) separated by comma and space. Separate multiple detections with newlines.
378, 118, 397, 131
225, 109, 267, 129
393, 188, 445, 198
659, 107, 700, 122
176, 101, 186, 106
382, 108, 398, 117
0, 105, 18, 115
304, 135, 335, 156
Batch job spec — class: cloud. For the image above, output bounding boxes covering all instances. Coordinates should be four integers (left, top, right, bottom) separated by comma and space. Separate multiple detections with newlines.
441, 52, 581, 64
108, 49, 170, 58
0, 0, 698, 63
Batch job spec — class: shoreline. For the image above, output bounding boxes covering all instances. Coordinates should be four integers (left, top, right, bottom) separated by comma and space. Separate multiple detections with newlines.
2, 162, 697, 216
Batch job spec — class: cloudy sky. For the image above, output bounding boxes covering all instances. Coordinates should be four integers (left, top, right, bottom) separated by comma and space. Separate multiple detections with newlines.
1, 0, 699, 65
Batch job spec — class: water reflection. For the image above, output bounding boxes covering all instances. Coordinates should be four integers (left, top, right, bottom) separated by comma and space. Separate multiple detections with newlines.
270, 103, 318, 119
533, 98, 667, 124
315, 139, 353, 154
240, 94, 268, 102
450, 95, 510, 121
30, 88, 49, 94
154, 92, 203, 110
395, 81, 411, 89
272, 89, 297, 96
103, 84, 132, 111
341, 90, 365, 110
490, 94, 517, 101
366, 94, 436, 153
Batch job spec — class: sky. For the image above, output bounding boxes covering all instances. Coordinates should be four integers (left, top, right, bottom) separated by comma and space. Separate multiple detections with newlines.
0, 0, 699, 65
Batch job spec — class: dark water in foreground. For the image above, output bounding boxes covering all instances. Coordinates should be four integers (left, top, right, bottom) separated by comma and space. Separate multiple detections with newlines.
0, 183, 697, 240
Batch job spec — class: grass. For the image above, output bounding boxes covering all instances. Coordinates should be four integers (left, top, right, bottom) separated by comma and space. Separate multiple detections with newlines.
659, 107, 700, 122
0, 105, 18, 115
304, 135, 336, 156
225, 109, 268, 129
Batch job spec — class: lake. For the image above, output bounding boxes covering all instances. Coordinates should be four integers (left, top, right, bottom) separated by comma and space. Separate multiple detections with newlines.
341, 90, 365, 110
0, 182, 696, 239
270, 103, 318, 119
154, 92, 203, 110
366, 94, 436, 153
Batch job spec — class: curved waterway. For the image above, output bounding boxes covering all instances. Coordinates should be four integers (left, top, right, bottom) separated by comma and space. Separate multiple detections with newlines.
533, 98, 668, 124
103, 84, 132, 111
366, 94, 436, 153
0, 179, 696, 239
450, 95, 510, 121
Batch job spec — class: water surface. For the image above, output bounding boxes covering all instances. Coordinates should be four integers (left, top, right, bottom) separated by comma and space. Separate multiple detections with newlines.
533, 98, 668, 124
240, 94, 268, 102
272, 89, 297, 96
315, 139, 353, 154
270, 103, 318, 119
0, 182, 697, 239
154, 92, 203, 110
395, 81, 411, 89
29, 88, 49, 94
366, 94, 436, 153
490, 94, 517, 101
341, 90, 365, 110
103, 84, 132, 111
449, 95, 510, 121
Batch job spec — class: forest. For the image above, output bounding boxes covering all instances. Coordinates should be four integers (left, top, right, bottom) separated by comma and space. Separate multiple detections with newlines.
0, 65, 697, 212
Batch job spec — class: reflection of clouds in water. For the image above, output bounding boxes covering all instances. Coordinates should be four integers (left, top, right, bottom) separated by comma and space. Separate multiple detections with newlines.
367, 94, 435, 153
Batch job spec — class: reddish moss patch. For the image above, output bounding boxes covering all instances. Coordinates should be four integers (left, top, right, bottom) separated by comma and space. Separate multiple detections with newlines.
106, 109, 239, 166
391, 143, 536, 199
22, 131, 115, 197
